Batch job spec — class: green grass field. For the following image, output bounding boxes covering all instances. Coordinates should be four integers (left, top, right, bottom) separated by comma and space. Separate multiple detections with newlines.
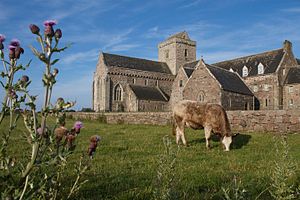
2, 118, 300, 199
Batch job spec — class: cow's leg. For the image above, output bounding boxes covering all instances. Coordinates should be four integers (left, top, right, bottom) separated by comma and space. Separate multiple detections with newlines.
204, 126, 212, 149
222, 136, 232, 151
176, 122, 187, 146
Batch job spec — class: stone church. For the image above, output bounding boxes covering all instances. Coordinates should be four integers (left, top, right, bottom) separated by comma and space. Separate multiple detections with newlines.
93, 31, 300, 112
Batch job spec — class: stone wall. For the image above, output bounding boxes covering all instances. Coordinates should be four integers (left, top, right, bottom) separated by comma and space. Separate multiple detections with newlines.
67, 110, 300, 133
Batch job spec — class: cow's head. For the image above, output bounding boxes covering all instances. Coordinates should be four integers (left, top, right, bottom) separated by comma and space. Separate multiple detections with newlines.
222, 136, 232, 151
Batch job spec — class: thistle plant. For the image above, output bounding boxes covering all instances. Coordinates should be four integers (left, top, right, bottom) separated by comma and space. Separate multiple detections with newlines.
269, 136, 298, 200
0, 20, 89, 199
152, 135, 179, 200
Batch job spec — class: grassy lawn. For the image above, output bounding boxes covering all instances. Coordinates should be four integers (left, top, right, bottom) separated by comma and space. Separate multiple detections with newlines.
2, 118, 300, 199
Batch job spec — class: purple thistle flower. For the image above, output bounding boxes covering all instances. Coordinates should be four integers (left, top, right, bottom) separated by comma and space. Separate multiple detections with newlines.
43, 20, 57, 26
74, 121, 83, 129
0, 34, 5, 43
10, 39, 20, 47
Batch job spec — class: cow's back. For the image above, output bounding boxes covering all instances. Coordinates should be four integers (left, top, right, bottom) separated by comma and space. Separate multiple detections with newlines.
173, 100, 207, 125
173, 100, 232, 136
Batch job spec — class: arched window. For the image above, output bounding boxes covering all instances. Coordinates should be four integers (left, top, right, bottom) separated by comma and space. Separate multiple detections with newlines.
257, 63, 264, 75
114, 84, 123, 101
198, 91, 205, 102
242, 65, 248, 77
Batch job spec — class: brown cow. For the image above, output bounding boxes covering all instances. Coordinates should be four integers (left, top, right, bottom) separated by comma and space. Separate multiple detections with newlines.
172, 100, 233, 151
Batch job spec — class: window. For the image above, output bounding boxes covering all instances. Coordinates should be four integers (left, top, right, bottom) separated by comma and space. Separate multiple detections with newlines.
179, 80, 183, 87
144, 79, 148, 86
289, 99, 294, 105
265, 99, 268, 107
198, 92, 205, 102
242, 65, 248, 77
114, 84, 123, 101
165, 50, 169, 59
184, 49, 188, 57
257, 63, 264, 75
288, 86, 293, 93
132, 78, 136, 84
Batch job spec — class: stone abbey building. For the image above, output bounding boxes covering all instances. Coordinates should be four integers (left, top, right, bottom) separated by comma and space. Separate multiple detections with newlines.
93, 31, 300, 112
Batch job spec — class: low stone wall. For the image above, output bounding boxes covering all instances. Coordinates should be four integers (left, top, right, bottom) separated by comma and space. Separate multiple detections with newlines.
67, 110, 300, 133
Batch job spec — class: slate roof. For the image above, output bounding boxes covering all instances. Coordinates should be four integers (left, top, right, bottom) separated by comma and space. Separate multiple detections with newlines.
129, 85, 169, 101
285, 68, 300, 84
183, 61, 199, 78
206, 64, 254, 96
103, 53, 172, 74
213, 49, 285, 77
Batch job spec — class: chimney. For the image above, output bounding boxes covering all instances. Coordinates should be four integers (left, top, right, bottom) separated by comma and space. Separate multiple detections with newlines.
283, 40, 292, 53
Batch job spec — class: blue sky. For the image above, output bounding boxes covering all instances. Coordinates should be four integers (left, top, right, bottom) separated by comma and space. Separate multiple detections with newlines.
1, 0, 300, 110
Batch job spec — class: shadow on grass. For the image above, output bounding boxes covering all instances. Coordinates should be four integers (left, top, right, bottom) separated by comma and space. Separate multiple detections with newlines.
231, 133, 251, 149
187, 133, 251, 150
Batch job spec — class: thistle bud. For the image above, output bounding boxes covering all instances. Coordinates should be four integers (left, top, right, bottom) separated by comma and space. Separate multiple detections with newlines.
21, 75, 29, 83
9, 47, 15, 59
53, 68, 59, 76
29, 24, 40, 35
54, 29, 62, 39
15, 47, 24, 59
57, 97, 64, 104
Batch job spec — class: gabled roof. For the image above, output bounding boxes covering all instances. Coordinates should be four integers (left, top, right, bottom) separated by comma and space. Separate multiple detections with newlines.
206, 64, 253, 96
213, 49, 285, 77
129, 85, 169, 101
285, 68, 300, 84
167, 31, 190, 40
103, 53, 172, 74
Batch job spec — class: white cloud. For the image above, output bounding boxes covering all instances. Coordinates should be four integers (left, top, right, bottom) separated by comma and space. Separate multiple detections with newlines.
109, 44, 140, 52
62, 49, 100, 65
281, 7, 300, 13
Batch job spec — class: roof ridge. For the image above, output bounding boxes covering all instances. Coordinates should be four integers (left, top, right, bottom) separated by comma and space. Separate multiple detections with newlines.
103, 52, 166, 64
214, 48, 284, 64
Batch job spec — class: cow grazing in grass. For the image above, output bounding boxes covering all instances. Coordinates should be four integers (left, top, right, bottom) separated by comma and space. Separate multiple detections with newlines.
172, 100, 233, 151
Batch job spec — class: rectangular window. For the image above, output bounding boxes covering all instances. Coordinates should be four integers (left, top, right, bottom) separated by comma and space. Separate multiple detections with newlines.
145, 79, 148, 86
289, 99, 294, 105
133, 78, 136, 84
179, 80, 183, 87
165, 50, 169, 59
184, 49, 188, 57
288, 86, 293, 93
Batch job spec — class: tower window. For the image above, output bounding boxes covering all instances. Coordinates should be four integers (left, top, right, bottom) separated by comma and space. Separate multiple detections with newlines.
165, 50, 169, 59
184, 49, 188, 57
132, 78, 136, 84
145, 79, 148, 86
